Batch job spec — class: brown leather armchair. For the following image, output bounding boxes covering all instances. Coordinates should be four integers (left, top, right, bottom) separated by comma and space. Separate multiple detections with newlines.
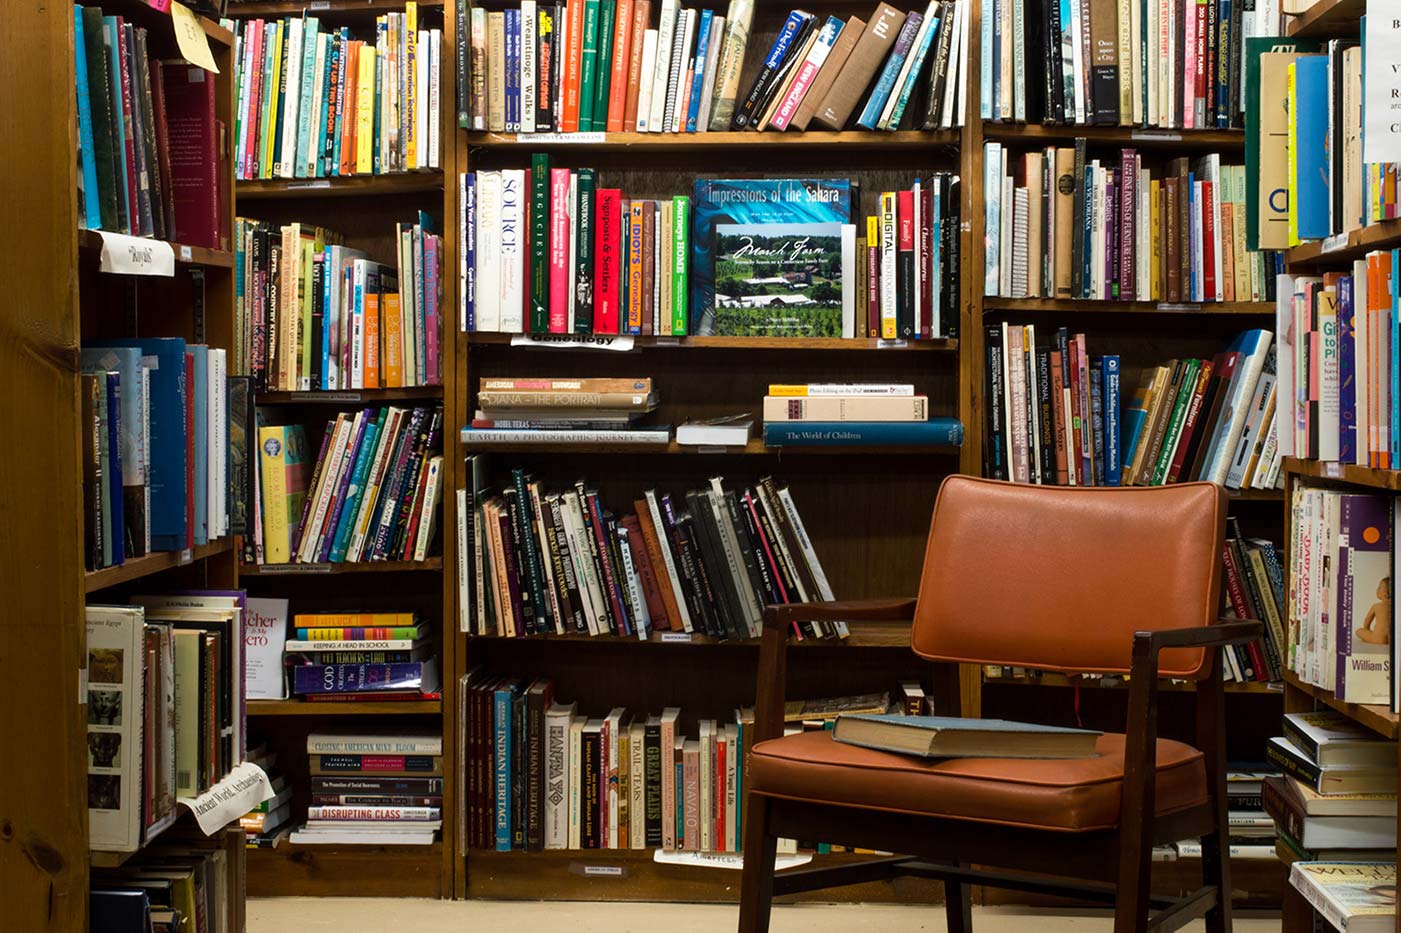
737, 476, 1262, 933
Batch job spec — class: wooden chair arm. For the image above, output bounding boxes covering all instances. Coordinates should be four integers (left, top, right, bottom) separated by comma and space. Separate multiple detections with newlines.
1135, 619, 1263, 653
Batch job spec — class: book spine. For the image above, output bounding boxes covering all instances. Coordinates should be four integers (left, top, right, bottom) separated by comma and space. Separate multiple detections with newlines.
530, 154, 551, 333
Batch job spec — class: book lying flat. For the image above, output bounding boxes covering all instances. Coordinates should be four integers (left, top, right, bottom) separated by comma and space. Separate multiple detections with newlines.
832, 715, 1102, 759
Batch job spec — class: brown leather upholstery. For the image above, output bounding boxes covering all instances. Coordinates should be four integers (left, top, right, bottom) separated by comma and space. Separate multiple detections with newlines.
911, 477, 1227, 679
748, 730, 1207, 832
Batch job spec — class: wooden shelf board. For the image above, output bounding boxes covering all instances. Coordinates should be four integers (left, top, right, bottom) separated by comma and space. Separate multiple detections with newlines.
1228, 488, 1284, 501
466, 333, 958, 351
85, 539, 234, 593
1284, 218, 1401, 267
1283, 672, 1399, 740
78, 228, 234, 269
237, 171, 444, 200
1286, 0, 1365, 37
984, 297, 1272, 315
256, 386, 443, 405
465, 130, 961, 151
239, 557, 443, 576
468, 620, 911, 648
981, 124, 1245, 147
247, 699, 443, 716
459, 437, 961, 457
228, 0, 443, 16
247, 839, 443, 897
1285, 457, 1401, 492
982, 672, 1284, 694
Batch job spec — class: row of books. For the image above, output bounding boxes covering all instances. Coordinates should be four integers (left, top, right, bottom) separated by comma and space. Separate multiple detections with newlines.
75, 5, 223, 247
1287, 488, 1395, 707
460, 676, 896, 851
252, 406, 444, 566
983, 143, 1281, 302
464, 0, 969, 135
286, 613, 440, 702
80, 341, 235, 570
232, 216, 442, 393
1277, 268, 1401, 468
86, 595, 246, 853
240, 745, 293, 846
1263, 725, 1396, 860
458, 459, 836, 640
287, 733, 443, 845
464, 375, 665, 445
1221, 523, 1288, 683
983, 327, 1279, 490
226, 7, 442, 180
91, 841, 237, 933
981, 0, 1281, 128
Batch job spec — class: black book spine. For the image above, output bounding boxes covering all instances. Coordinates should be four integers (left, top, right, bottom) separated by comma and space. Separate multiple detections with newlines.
1023, 0, 1047, 123
575, 484, 618, 635
752, 501, 798, 609
581, 729, 601, 848
512, 469, 552, 632
733, 13, 811, 129
984, 325, 1007, 480
604, 514, 637, 636
548, 496, 588, 633
671, 510, 718, 637
1037, 347, 1056, 484
536, 4, 555, 130
685, 491, 743, 640
457, 0, 470, 126
942, 175, 960, 337
266, 243, 281, 389
1045, 0, 1064, 124
735, 491, 781, 606
923, 8, 955, 129
504, 491, 538, 634
1070, 138, 1087, 297
1227, 0, 1245, 129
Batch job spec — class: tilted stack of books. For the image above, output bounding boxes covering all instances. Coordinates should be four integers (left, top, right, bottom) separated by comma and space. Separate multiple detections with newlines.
458, 463, 840, 641
227, 6, 442, 179
984, 327, 1279, 491
286, 612, 439, 702
1265, 760, 1396, 864
462, 377, 666, 446
234, 215, 442, 391
762, 383, 964, 447
1174, 768, 1281, 860
463, 0, 969, 134
292, 733, 443, 845
984, 143, 1281, 302
252, 406, 444, 566
1267, 715, 1397, 832
75, 5, 224, 247
240, 745, 293, 847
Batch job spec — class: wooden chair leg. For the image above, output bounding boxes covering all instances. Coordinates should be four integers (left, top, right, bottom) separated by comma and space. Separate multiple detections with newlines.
738, 794, 777, 933
1199, 827, 1234, 933
943, 863, 973, 933
1113, 835, 1153, 933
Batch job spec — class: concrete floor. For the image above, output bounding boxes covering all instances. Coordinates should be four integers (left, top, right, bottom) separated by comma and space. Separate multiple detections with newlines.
249, 898, 1282, 931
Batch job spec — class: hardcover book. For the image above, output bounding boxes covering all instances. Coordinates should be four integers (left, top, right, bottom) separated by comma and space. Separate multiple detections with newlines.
832, 714, 1101, 759
710, 223, 846, 337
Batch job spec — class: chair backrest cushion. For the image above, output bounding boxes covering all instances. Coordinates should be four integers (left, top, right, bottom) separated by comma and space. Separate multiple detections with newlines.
911, 476, 1227, 679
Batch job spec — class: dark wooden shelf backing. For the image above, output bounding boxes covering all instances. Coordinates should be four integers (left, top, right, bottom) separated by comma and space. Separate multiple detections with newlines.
465, 333, 958, 351
78, 228, 235, 268
256, 386, 444, 405
239, 557, 444, 576
465, 130, 961, 151
458, 437, 962, 457
981, 124, 1245, 148
84, 539, 235, 593
247, 699, 443, 716
1286, 0, 1365, 37
247, 840, 443, 897
237, 171, 444, 200
1284, 672, 1399, 740
468, 619, 912, 648
984, 297, 1272, 315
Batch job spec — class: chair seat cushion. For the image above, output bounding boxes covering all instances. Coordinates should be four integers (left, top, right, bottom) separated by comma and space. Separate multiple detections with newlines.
748, 731, 1207, 833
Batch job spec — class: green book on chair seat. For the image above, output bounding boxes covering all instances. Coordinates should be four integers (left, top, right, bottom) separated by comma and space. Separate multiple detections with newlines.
832, 715, 1102, 759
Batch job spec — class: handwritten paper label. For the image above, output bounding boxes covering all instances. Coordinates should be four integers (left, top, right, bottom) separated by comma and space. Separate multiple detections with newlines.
1365, 12, 1401, 162
1322, 233, 1349, 254
178, 762, 273, 835
288, 179, 332, 189
516, 132, 608, 144
170, 2, 219, 73
510, 334, 636, 351
97, 231, 175, 276
1325, 462, 1344, 478
651, 850, 813, 871
659, 632, 693, 643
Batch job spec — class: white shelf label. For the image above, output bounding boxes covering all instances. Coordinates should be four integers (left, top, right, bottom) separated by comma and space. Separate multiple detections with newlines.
510, 334, 635, 351
517, 132, 608, 144
179, 549, 194, 565
179, 245, 192, 262
877, 339, 908, 349
1325, 462, 1344, 478
287, 179, 332, 190
1131, 130, 1182, 141
582, 865, 624, 877
659, 632, 693, 643
1322, 233, 1349, 254
97, 231, 175, 277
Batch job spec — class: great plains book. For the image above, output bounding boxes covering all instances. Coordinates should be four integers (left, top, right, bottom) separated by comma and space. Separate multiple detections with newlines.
832, 715, 1102, 759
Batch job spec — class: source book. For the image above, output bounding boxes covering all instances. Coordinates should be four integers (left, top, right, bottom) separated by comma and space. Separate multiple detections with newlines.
832, 715, 1102, 759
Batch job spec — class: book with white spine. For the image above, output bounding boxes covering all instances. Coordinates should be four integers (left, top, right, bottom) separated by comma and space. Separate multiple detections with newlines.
649, 0, 679, 132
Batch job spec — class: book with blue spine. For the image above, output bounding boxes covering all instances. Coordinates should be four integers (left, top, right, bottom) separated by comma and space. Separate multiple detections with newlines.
1102, 354, 1122, 485
1292, 54, 1330, 242
1339, 275, 1356, 464
464, 173, 476, 332
74, 7, 101, 230
506, 8, 520, 132
494, 680, 523, 851
89, 338, 186, 551
190, 345, 209, 546
294, 17, 321, 178
686, 10, 715, 132
732, 10, 807, 129
763, 419, 964, 447
855, 11, 923, 129
102, 372, 126, 564
292, 658, 440, 695
331, 26, 350, 176
690, 177, 855, 335
880, 2, 939, 129
329, 409, 385, 562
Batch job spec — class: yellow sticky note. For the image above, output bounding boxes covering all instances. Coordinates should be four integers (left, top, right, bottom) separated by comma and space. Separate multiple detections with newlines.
170, 1, 219, 73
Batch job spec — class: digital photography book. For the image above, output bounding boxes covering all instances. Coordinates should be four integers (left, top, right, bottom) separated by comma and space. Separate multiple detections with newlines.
711, 222, 855, 337
832, 715, 1102, 759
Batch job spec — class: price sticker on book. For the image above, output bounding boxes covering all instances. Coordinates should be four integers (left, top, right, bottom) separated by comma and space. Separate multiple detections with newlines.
97, 231, 175, 277
170, 1, 219, 73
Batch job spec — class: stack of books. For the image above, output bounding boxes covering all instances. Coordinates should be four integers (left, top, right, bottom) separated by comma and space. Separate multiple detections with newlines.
463, 377, 666, 445
984, 327, 1279, 490
982, 0, 1278, 127
1176, 768, 1281, 860
291, 733, 443, 845
983, 143, 1281, 302
233, 215, 442, 391
463, 0, 970, 134
1286, 489, 1394, 705
1220, 522, 1287, 683
1268, 713, 1397, 809
227, 6, 443, 179
79, 340, 233, 570
1266, 765, 1396, 863
762, 382, 962, 447
75, 5, 223, 247
91, 841, 237, 932
240, 745, 293, 847
459, 463, 839, 641
252, 406, 444, 566
461, 676, 893, 852
286, 612, 439, 702
86, 595, 246, 853
1290, 862, 1397, 933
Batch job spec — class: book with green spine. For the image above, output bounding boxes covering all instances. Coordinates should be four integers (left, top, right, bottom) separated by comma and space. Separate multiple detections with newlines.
579, 0, 602, 132
530, 153, 551, 333
671, 195, 689, 335
592, 0, 616, 132
575, 168, 597, 333
1149, 357, 1200, 485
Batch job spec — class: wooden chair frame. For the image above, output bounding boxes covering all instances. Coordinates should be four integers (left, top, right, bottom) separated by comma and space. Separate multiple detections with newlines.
737, 598, 1262, 933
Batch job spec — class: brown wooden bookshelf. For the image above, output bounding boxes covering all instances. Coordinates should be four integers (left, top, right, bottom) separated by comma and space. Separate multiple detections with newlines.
465, 332, 959, 351
1286, 0, 1365, 37
229, 0, 444, 16
465, 129, 962, 151
1286, 457, 1401, 492
248, 839, 446, 897
983, 297, 1272, 315
981, 123, 1245, 148
248, 699, 444, 716
84, 539, 237, 593
468, 620, 913, 648
237, 171, 445, 200
981, 671, 1283, 694
459, 438, 962, 456
238, 557, 444, 576
1283, 216, 1401, 267
256, 386, 445, 404
77, 228, 236, 268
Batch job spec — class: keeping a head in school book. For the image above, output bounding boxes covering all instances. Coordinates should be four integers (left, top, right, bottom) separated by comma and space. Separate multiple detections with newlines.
832, 715, 1102, 759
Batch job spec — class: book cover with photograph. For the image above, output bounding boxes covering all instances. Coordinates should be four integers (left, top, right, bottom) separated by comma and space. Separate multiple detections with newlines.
711, 223, 850, 337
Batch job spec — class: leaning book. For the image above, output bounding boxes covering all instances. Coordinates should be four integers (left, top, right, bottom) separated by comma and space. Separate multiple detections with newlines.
832, 714, 1102, 759
86, 605, 146, 851
711, 222, 853, 337
1289, 862, 1397, 933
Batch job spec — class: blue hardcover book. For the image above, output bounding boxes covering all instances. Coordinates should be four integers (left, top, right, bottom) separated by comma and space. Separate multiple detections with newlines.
292, 658, 438, 694
103, 372, 126, 565
1102, 355, 1122, 485
294, 18, 321, 177
690, 178, 854, 334
494, 680, 522, 851
74, 8, 101, 230
506, 8, 520, 132
883, 6, 939, 129
1392, 250, 1399, 465
763, 419, 965, 446
856, 11, 923, 129
88, 338, 186, 551
103, 18, 130, 231
321, 247, 335, 382
1339, 275, 1357, 463
465, 173, 477, 331
1293, 55, 1331, 241
316, 34, 334, 177
190, 345, 209, 546
328, 409, 385, 562
686, 10, 715, 132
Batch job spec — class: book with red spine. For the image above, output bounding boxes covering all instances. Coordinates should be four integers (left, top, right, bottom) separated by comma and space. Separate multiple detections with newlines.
594, 188, 623, 334
162, 57, 220, 248
562, 0, 585, 131
549, 169, 572, 332
1201, 179, 1217, 301
606, 0, 634, 131
896, 189, 915, 339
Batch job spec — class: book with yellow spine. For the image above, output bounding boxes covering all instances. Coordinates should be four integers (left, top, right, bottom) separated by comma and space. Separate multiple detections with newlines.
258, 424, 310, 564
356, 47, 377, 174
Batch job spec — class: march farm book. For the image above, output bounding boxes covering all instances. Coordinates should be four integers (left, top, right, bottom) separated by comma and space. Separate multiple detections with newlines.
711, 222, 853, 337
